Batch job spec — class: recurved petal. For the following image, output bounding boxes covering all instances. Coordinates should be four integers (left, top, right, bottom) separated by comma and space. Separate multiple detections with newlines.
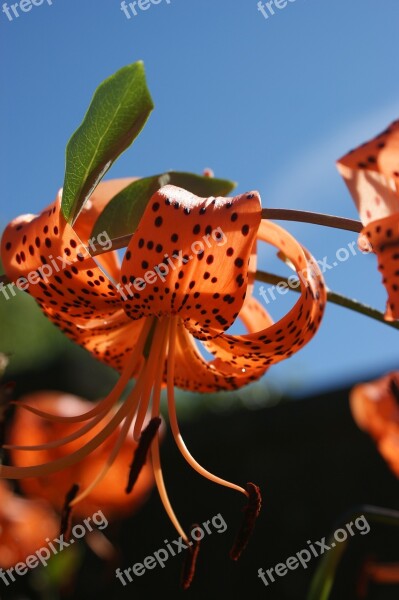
0, 193, 141, 371
120, 185, 262, 339
361, 216, 399, 320
202, 220, 326, 370
239, 295, 273, 333
73, 178, 136, 279
350, 371, 399, 441
337, 120, 399, 226
172, 311, 271, 392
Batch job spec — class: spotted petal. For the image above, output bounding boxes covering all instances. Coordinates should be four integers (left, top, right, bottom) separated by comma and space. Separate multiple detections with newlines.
120, 185, 262, 339
73, 177, 136, 279
0, 184, 143, 372
337, 121, 399, 320
173, 297, 273, 392
337, 120, 399, 225
202, 220, 326, 369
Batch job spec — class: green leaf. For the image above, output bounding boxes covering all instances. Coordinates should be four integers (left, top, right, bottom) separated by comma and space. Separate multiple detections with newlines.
61, 61, 154, 224
91, 171, 237, 240
307, 505, 399, 600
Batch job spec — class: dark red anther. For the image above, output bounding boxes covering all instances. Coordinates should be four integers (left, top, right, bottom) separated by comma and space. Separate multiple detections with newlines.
181, 526, 201, 591
60, 483, 79, 539
229, 482, 262, 561
126, 417, 161, 494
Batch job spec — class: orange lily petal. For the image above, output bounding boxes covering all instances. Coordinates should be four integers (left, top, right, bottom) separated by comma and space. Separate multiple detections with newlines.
0, 481, 58, 569
8, 392, 155, 518
73, 177, 136, 279
0, 192, 146, 371
350, 372, 399, 440
378, 432, 399, 477
337, 121, 399, 320
337, 120, 399, 225
120, 185, 262, 339
361, 216, 399, 320
239, 295, 273, 333
350, 372, 399, 477
173, 314, 271, 392
365, 561, 399, 584
202, 220, 326, 370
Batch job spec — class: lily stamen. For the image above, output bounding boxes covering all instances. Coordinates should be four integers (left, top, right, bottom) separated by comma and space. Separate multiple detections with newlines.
9, 317, 154, 425
229, 482, 262, 561
1, 181, 328, 589
60, 483, 79, 538
132, 318, 169, 442
167, 317, 248, 498
181, 526, 201, 591
126, 417, 161, 494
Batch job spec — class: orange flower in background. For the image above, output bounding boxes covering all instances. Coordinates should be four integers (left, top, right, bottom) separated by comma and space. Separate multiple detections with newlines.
6, 391, 156, 520
0, 179, 326, 577
350, 371, 399, 476
337, 120, 399, 321
0, 480, 58, 569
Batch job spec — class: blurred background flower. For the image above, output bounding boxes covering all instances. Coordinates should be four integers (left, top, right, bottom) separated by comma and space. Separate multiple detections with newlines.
0, 480, 58, 568
7, 392, 157, 519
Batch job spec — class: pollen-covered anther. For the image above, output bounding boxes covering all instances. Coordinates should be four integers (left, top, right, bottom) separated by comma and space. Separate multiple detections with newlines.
60, 483, 80, 539
181, 524, 201, 590
229, 482, 262, 561
126, 417, 162, 494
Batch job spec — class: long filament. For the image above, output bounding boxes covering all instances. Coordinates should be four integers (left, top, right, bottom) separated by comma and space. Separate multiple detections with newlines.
10, 318, 154, 424
150, 319, 189, 543
167, 317, 247, 497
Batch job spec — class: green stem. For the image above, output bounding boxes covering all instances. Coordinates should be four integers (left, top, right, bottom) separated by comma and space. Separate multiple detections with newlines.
256, 270, 399, 331
261, 209, 362, 233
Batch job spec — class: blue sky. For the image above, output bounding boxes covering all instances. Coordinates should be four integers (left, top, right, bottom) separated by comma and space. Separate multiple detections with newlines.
1, 0, 399, 395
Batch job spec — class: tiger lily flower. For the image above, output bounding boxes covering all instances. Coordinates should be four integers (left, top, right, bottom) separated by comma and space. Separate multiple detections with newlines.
0, 180, 326, 579
337, 120, 399, 321
0, 480, 58, 569
6, 391, 156, 521
350, 371, 399, 477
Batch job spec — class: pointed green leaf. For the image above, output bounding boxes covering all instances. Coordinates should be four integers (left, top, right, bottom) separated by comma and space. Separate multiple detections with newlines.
61, 61, 154, 224
91, 171, 236, 241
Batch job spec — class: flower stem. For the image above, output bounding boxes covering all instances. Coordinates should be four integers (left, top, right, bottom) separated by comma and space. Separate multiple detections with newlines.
261, 209, 362, 233
255, 270, 399, 331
